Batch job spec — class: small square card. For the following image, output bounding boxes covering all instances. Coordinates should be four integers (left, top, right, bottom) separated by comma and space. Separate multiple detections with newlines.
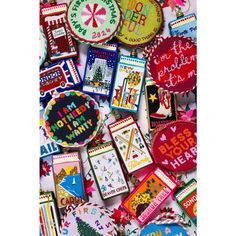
175, 179, 197, 225
52, 152, 85, 213
88, 141, 129, 200
110, 55, 146, 113
83, 44, 118, 97
108, 116, 153, 174
122, 167, 177, 225
145, 78, 177, 131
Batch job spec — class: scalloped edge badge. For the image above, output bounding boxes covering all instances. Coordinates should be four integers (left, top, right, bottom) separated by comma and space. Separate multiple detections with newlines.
116, 0, 163, 47
43, 90, 101, 147
147, 36, 197, 94
66, 0, 123, 44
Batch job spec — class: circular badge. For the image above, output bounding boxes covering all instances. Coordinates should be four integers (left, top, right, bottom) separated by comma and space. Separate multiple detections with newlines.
138, 221, 188, 236
39, 27, 47, 66
116, 0, 163, 47
44, 90, 101, 147
66, 0, 122, 44
147, 36, 197, 93
152, 121, 196, 172
61, 203, 117, 236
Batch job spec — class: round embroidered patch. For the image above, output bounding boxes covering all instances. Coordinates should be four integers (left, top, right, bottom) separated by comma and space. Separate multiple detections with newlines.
61, 203, 117, 236
147, 36, 197, 93
44, 90, 101, 147
152, 121, 197, 172
66, 0, 123, 44
116, 0, 163, 47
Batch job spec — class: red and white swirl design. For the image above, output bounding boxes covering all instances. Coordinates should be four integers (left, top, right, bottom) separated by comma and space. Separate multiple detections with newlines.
81, 3, 106, 28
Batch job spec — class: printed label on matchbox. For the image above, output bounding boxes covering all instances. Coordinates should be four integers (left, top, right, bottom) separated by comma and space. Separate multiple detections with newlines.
67, 0, 123, 44
139, 221, 188, 236
88, 142, 129, 200
61, 203, 117, 235
116, 0, 163, 46
122, 167, 176, 225
152, 121, 197, 172
147, 36, 197, 93
40, 59, 82, 101
44, 90, 101, 147
52, 152, 85, 212
83, 44, 118, 97
175, 179, 197, 225
108, 116, 153, 174
145, 78, 177, 131
42, 4, 78, 61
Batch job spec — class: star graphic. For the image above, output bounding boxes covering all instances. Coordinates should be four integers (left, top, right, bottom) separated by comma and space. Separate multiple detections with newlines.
149, 93, 158, 103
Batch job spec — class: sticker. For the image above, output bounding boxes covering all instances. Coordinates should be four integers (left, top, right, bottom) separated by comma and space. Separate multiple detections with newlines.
44, 90, 101, 147
169, 13, 197, 42
110, 55, 146, 113
61, 202, 117, 235
175, 179, 197, 225
152, 121, 197, 172
83, 44, 118, 97
108, 116, 153, 174
39, 27, 47, 66
88, 141, 129, 200
39, 192, 60, 236
41, 4, 78, 61
147, 36, 197, 93
66, 0, 123, 44
40, 59, 82, 101
116, 0, 163, 46
40, 105, 60, 158
145, 78, 177, 131
122, 167, 177, 225
52, 152, 86, 213
139, 222, 188, 236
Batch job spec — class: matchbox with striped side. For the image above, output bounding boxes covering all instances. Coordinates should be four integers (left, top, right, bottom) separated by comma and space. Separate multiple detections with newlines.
39, 192, 60, 236
108, 116, 153, 174
88, 141, 129, 200
175, 179, 197, 225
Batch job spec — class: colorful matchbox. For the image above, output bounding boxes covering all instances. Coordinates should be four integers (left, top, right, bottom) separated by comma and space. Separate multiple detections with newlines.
108, 116, 153, 174
122, 167, 177, 225
88, 141, 129, 200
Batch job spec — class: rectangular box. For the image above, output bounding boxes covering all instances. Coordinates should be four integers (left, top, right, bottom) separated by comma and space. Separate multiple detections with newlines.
82, 44, 118, 97
39, 192, 60, 236
175, 179, 197, 225
108, 116, 153, 174
110, 55, 146, 113
169, 13, 197, 41
145, 79, 177, 131
41, 4, 78, 61
122, 167, 177, 225
88, 141, 129, 200
52, 152, 85, 214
